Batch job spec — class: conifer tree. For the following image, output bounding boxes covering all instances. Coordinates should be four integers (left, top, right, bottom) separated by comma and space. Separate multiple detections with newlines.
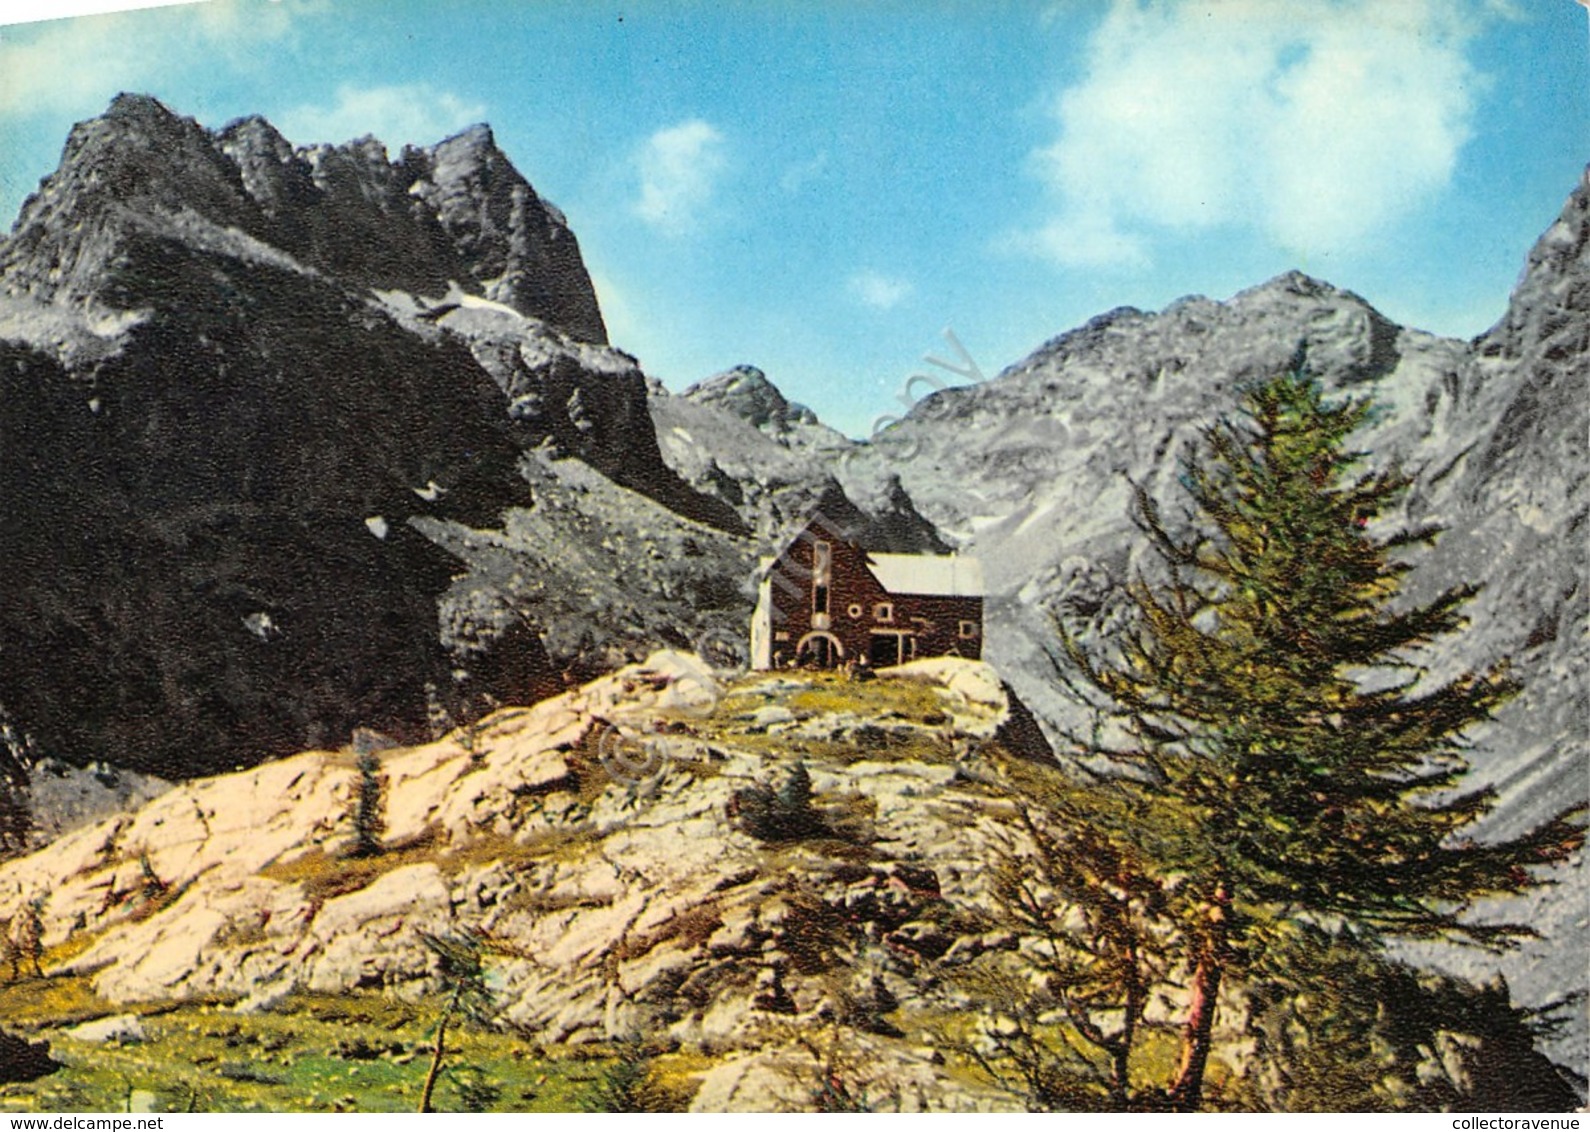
416, 930, 495, 1113
1063, 368, 1585, 1110
778, 760, 815, 818
17, 896, 44, 980
349, 749, 387, 859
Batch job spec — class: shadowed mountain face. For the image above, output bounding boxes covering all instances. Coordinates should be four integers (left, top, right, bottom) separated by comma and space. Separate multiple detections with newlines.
0, 202, 535, 775
647, 365, 947, 552
0, 95, 747, 778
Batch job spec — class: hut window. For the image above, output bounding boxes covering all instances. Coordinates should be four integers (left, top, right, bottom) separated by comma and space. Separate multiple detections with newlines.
812, 541, 832, 615
874, 602, 894, 623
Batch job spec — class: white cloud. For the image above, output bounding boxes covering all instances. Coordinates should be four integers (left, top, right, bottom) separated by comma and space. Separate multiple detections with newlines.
0, 0, 301, 117
1481, 0, 1527, 19
0, 15, 130, 116
0, 0, 201, 25
1026, 0, 1486, 268
274, 83, 486, 148
634, 118, 726, 234
848, 270, 913, 311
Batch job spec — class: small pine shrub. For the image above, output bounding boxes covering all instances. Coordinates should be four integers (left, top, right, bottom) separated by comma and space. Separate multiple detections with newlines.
0, 706, 36, 859
348, 750, 386, 859
730, 761, 826, 842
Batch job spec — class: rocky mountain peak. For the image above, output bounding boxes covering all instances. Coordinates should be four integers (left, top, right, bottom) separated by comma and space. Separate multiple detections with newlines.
403, 122, 604, 340
1241, 268, 1339, 300
431, 121, 497, 158
101, 90, 180, 126
972, 268, 1408, 419
213, 114, 303, 216
0, 95, 755, 780
216, 113, 294, 164
2, 95, 255, 302
52, 93, 227, 204
2, 94, 607, 343
682, 364, 821, 433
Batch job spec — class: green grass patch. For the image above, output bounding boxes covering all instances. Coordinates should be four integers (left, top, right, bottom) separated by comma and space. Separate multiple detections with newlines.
40, 926, 111, 971
254, 824, 603, 915
0, 992, 620, 1113
719, 729, 954, 769
645, 1048, 716, 1108
437, 827, 589, 875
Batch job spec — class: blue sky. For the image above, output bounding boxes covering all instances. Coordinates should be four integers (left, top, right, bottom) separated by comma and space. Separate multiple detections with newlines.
0, 0, 1585, 436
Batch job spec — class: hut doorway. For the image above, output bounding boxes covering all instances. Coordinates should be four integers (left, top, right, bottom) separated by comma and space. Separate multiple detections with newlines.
796, 631, 844, 668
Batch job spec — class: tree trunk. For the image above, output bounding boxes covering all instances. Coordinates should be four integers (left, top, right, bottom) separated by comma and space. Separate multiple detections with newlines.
1113, 939, 1143, 1109
1109, 1038, 1131, 1110
419, 1009, 451, 1113
1169, 884, 1229, 1112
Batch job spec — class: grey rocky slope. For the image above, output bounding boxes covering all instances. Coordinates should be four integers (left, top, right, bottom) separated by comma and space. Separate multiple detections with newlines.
676, 363, 846, 445
654, 170, 1590, 1070
650, 364, 944, 551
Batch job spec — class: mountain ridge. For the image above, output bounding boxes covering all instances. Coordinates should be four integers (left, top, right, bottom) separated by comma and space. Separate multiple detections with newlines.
4, 93, 607, 344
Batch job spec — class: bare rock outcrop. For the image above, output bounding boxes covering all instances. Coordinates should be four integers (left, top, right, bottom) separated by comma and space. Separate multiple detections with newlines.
0, 656, 1028, 1109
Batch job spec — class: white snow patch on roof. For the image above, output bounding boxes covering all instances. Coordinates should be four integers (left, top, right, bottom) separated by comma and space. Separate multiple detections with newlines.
867, 553, 985, 597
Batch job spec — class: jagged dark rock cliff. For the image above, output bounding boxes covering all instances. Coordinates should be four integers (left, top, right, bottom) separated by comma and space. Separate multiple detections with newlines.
6, 94, 606, 343
0, 95, 748, 778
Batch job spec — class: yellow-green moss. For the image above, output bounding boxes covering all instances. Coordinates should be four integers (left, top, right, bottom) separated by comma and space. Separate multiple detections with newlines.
258, 843, 432, 902
0, 973, 112, 1029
